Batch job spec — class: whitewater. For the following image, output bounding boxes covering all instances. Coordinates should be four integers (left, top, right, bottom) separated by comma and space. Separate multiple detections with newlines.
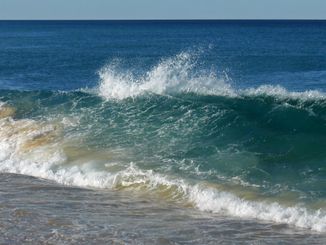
1, 52, 326, 233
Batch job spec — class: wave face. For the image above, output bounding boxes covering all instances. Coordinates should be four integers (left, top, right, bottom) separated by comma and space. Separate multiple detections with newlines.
1, 53, 326, 232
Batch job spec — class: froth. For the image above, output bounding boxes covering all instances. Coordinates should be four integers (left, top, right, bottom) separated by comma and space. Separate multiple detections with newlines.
190, 185, 326, 232
1, 127, 326, 233
244, 85, 326, 101
1, 102, 326, 232
0, 117, 63, 165
97, 52, 326, 102
98, 52, 235, 100
113, 165, 326, 232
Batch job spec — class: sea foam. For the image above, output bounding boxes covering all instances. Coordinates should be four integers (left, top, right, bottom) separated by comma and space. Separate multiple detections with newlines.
97, 52, 326, 102
0, 115, 325, 232
98, 52, 235, 100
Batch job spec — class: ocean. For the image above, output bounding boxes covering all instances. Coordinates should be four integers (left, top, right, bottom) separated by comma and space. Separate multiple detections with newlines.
1, 20, 326, 244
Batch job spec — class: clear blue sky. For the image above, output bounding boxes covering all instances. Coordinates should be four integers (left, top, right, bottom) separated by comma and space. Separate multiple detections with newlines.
1, 0, 325, 20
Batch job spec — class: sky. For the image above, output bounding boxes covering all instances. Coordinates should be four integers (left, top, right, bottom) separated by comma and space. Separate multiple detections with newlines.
0, 0, 325, 20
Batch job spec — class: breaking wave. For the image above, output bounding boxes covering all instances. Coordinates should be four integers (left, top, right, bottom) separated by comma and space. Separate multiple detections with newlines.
98, 52, 236, 99
1, 52, 326, 232
0, 102, 326, 232
97, 52, 326, 102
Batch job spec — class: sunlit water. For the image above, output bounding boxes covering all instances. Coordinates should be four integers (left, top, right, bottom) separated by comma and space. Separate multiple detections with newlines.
1, 20, 326, 244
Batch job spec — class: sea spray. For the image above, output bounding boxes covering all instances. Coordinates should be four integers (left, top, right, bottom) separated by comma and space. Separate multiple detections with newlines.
98, 52, 235, 100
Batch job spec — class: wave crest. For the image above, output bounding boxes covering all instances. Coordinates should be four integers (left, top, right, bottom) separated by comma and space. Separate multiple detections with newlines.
98, 52, 235, 100
97, 52, 326, 103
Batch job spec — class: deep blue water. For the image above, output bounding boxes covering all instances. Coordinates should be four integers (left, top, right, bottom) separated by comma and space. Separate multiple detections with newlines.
1, 21, 326, 242
1, 20, 326, 91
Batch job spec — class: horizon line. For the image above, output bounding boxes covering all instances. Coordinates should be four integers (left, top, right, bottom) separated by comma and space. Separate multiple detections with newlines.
0, 18, 326, 21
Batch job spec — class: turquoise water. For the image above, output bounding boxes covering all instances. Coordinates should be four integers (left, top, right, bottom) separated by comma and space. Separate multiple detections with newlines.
1, 20, 326, 243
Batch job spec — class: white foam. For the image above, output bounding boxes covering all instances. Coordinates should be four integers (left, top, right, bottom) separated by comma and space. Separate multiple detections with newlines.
0, 110, 326, 232
85, 163, 326, 232
98, 52, 235, 100
0, 116, 114, 187
244, 85, 326, 101
97, 52, 326, 102
112, 165, 326, 232
190, 185, 326, 232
